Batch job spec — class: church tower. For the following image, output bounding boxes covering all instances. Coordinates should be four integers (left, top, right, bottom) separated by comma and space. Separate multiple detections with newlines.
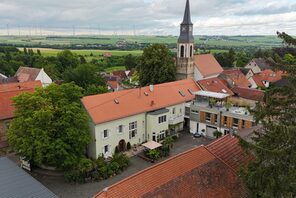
176, 0, 195, 80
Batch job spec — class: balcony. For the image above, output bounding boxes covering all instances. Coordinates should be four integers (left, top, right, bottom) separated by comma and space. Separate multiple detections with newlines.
168, 115, 184, 125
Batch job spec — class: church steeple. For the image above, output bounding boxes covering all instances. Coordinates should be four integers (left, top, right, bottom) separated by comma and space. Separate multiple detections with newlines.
181, 0, 193, 25
178, 0, 194, 43
176, 0, 195, 80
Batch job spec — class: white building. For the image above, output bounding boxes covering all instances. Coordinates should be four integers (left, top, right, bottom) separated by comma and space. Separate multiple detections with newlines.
81, 79, 201, 159
15, 67, 52, 87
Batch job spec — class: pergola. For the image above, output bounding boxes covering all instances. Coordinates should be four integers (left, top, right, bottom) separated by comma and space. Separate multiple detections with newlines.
142, 141, 162, 150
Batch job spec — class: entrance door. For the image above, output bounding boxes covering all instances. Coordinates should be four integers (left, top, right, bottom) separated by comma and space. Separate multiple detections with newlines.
118, 139, 126, 152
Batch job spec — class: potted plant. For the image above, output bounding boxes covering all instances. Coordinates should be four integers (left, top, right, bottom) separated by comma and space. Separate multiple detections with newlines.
213, 130, 223, 139
224, 102, 232, 111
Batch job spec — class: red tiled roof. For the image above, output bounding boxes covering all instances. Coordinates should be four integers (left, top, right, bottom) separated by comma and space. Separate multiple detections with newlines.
222, 69, 251, 88
15, 67, 41, 82
231, 86, 265, 102
112, 71, 127, 79
0, 81, 42, 120
82, 79, 201, 125
198, 77, 234, 95
94, 146, 248, 198
107, 80, 119, 90
251, 69, 283, 87
206, 135, 253, 171
194, 54, 224, 78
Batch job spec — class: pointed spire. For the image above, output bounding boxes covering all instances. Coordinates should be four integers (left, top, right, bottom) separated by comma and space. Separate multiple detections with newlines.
182, 0, 192, 25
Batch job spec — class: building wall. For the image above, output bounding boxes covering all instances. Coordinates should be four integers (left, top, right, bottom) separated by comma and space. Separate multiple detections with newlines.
248, 77, 258, 89
36, 69, 53, 87
91, 113, 146, 159
194, 67, 204, 81
245, 61, 261, 74
0, 119, 10, 143
89, 103, 187, 159
228, 97, 258, 108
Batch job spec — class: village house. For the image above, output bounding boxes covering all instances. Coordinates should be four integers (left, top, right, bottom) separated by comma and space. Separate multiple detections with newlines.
245, 57, 274, 79
81, 79, 201, 159
220, 69, 251, 88
15, 67, 52, 87
230, 86, 265, 108
197, 77, 234, 95
248, 69, 283, 89
0, 81, 42, 150
189, 90, 256, 138
93, 134, 250, 198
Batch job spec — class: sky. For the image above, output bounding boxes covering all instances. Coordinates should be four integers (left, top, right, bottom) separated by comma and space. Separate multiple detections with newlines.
0, 0, 295, 36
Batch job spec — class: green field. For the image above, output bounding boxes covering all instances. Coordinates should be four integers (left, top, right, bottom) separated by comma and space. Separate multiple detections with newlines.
104, 66, 126, 73
1, 35, 284, 50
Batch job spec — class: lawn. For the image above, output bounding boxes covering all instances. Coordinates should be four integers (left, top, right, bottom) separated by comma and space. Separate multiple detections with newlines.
105, 66, 126, 73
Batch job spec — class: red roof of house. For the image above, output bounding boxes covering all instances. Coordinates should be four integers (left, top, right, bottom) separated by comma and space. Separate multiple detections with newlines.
112, 71, 127, 79
231, 86, 265, 102
194, 54, 224, 78
222, 69, 251, 88
82, 79, 201, 125
15, 67, 41, 82
251, 69, 283, 87
107, 80, 119, 90
93, 145, 248, 198
198, 77, 234, 95
0, 81, 42, 120
206, 134, 253, 171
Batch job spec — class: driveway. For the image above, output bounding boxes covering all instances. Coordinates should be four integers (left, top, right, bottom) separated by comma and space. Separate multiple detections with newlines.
31, 132, 213, 198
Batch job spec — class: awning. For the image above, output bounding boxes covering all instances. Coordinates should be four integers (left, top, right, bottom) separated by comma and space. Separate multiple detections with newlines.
142, 141, 162, 150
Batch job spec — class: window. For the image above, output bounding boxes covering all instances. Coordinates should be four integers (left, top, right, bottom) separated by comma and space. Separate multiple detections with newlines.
103, 129, 109, 139
159, 115, 167, 124
191, 110, 199, 114
233, 118, 239, 128
190, 46, 193, 57
104, 145, 109, 154
206, 113, 211, 123
180, 45, 185, 57
242, 120, 246, 129
172, 108, 176, 114
118, 125, 124, 134
223, 116, 228, 126
214, 114, 218, 124
129, 121, 137, 139
158, 130, 166, 142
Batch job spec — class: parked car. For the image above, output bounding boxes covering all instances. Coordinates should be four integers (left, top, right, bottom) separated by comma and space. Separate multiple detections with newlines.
193, 132, 202, 138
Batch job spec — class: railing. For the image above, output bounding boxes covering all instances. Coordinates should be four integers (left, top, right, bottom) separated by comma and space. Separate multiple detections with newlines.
168, 115, 184, 125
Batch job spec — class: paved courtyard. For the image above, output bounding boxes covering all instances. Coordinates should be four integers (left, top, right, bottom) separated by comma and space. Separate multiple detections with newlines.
31, 133, 213, 198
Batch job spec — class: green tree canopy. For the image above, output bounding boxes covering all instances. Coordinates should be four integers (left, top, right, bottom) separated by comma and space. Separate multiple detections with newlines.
57, 50, 79, 73
8, 83, 91, 169
137, 44, 175, 86
240, 32, 296, 197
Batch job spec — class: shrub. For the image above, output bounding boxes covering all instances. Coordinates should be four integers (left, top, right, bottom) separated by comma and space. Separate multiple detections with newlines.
172, 135, 178, 141
99, 166, 109, 179
127, 142, 131, 150
111, 153, 130, 170
110, 162, 120, 174
115, 146, 120, 154
213, 130, 223, 139
163, 136, 174, 148
147, 149, 160, 161
78, 158, 94, 175
96, 154, 107, 169
64, 169, 85, 183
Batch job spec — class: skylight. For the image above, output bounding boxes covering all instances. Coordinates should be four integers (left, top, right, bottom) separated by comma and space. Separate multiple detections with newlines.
179, 90, 186, 97
188, 89, 194, 95
114, 99, 119, 104
144, 92, 149, 96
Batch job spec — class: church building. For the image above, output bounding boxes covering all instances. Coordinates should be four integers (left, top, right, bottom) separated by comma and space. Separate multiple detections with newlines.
176, 0, 223, 81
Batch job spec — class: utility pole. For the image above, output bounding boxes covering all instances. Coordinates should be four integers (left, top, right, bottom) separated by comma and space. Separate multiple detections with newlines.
6, 24, 9, 36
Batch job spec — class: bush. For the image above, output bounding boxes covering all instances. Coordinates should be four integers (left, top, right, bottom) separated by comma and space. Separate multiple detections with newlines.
111, 153, 130, 170
147, 149, 160, 161
64, 169, 85, 183
110, 162, 120, 174
115, 146, 119, 154
99, 166, 109, 179
172, 135, 178, 141
96, 154, 107, 169
213, 130, 223, 139
78, 158, 94, 175
127, 142, 131, 150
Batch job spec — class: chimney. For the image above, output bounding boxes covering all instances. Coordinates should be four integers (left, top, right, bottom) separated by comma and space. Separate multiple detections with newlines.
150, 100, 155, 106
149, 85, 154, 92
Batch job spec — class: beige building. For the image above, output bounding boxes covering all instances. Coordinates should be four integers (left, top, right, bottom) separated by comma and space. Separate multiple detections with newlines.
82, 79, 201, 159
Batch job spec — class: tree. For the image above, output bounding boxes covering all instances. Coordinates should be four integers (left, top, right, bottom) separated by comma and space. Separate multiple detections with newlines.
240, 32, 296, 197
8, 83, 91, 169
124, 54, 137, 70
137, 44, 175, 86
63, 63, 106, 92
56, 50, 79, 73
277, 31, 296, 46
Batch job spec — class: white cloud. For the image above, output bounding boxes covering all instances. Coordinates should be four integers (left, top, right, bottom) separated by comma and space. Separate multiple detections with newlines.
0, 0, 295, 35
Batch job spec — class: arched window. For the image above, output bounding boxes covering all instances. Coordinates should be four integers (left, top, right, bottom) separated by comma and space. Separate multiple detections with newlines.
190, 45, 193, 57
180, 45, 185, 58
